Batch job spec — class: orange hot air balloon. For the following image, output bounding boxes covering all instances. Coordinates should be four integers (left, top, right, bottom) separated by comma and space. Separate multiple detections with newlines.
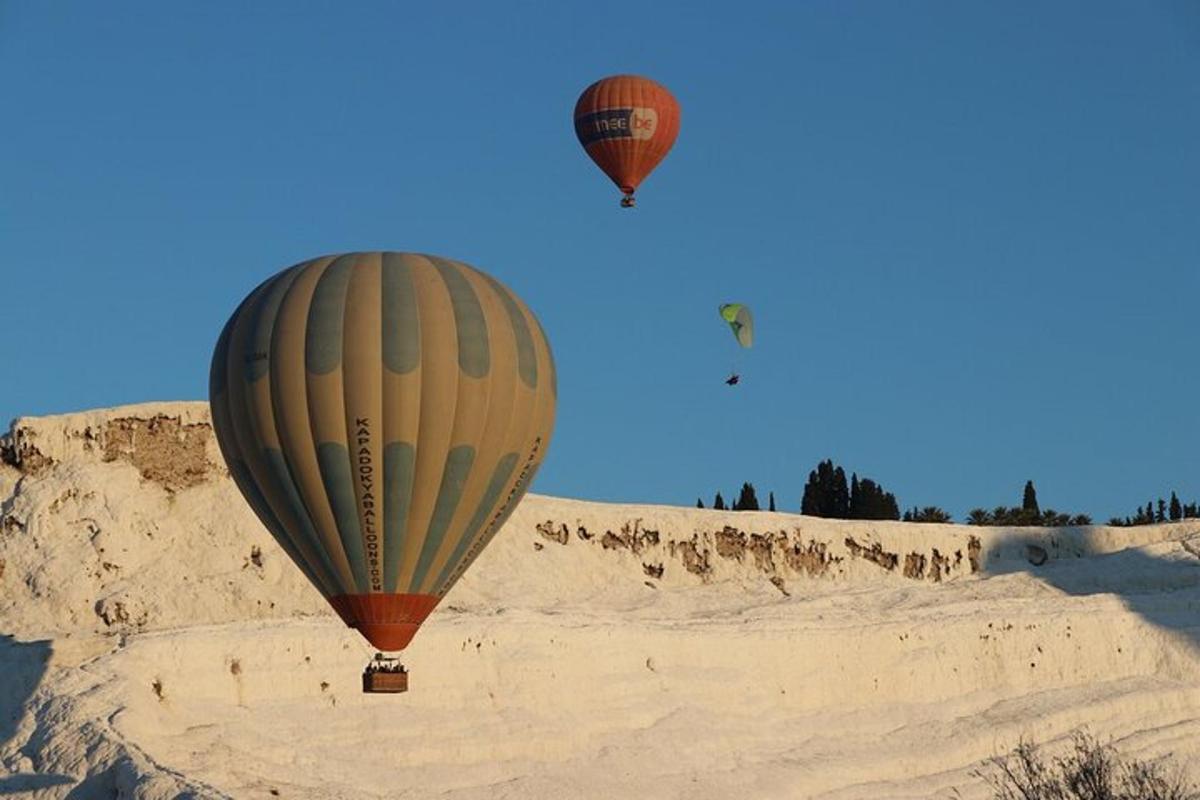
573, 75, 680, 208
209, 252, 556, 691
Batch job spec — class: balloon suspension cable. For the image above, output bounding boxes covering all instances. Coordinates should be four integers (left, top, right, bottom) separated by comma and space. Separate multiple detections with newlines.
355, 638, 382, 666
620, 192, 636, 208
364, 651, 406, 671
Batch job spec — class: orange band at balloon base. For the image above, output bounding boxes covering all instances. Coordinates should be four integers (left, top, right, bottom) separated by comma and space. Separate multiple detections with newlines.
329, 593, 440, 652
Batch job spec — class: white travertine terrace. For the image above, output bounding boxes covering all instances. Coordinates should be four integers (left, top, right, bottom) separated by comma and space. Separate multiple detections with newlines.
2, 403, 1199, 798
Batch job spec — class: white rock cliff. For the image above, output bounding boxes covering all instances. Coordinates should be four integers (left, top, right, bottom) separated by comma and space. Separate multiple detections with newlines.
2, 403, 1199, 798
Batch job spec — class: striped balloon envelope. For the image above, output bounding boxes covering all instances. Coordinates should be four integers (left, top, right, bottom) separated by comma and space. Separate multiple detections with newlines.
573, 75, 681, 207
209, 252, 556, 653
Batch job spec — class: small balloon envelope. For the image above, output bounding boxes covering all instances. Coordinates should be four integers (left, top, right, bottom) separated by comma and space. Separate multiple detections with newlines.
574, 75, 681, 206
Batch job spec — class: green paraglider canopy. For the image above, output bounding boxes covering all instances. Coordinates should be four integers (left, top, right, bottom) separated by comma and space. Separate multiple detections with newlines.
719, 303, 753, 348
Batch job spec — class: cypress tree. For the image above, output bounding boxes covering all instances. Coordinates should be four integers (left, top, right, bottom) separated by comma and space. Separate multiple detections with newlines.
875, 483, 890, 519
1022, 481, 1040, 515
1156, 498, 1167, 523
803, 460, 843, 518
832, 466, 850, 518
883, 490, 900, 520
817, 460, 835, 516
713, 492, 726, 511
803, 459, 898, 521
800, 468, 820, 516
850, 473, 882, 519
769, 491, 776, 512
696, 498, 705, 509
736, 482, 760, 511
848, 477, 901, 520
1170, 492, 1182, 521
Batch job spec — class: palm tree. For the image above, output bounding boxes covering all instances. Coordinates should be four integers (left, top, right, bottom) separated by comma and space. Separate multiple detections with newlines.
967, 508, 992, 526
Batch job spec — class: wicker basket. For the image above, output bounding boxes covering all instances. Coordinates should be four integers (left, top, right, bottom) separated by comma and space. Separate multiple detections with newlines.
363, 670, 408, 694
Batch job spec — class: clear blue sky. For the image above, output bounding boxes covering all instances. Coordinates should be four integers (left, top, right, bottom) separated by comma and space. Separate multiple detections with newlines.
2, 2, 1198, 521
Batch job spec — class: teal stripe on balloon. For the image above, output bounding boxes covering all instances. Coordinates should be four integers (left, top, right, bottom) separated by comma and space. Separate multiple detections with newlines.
430, 452, 518, 593
306, 254, 357, 375
210, 314, 234, 399
226, 457, 331, 597
476, 460, 541, 556
246, 268, 302, 383
409, 445, 475, 590
428, 257, 489, 379
263, 447, 345, 593
480, 274, 537, 389
381, 253, 421, 375
316, 442, 369, 593
212, 273, 273, 398
530, 312, 557, 398
382, 441, 416, 592
435, 459, 541, 597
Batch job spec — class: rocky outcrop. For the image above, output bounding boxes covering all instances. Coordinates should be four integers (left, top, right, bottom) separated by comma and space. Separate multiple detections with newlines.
5, 402, 1199, 644
1, 403, 222, 492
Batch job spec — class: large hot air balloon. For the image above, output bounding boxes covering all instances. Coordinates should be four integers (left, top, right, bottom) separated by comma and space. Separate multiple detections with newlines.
209, 252, 556, 690
573, 75, 680, 208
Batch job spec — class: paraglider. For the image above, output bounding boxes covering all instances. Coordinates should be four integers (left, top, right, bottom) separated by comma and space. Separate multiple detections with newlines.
719, 303, 752, 386
719, 303, 753, 348
573, 75, 681, 208
209, 252, 556, 692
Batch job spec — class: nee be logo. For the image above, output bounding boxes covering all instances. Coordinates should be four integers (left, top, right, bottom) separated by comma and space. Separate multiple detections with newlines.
629, 107, 659, 140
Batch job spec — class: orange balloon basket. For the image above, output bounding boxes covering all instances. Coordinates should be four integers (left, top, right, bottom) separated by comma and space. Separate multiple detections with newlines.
620, 192, 636, 208
362, 653, 408, 694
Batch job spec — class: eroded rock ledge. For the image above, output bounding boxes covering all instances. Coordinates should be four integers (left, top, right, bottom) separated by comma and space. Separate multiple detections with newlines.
534, 517, 985, 588
2, 402, 221, 492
